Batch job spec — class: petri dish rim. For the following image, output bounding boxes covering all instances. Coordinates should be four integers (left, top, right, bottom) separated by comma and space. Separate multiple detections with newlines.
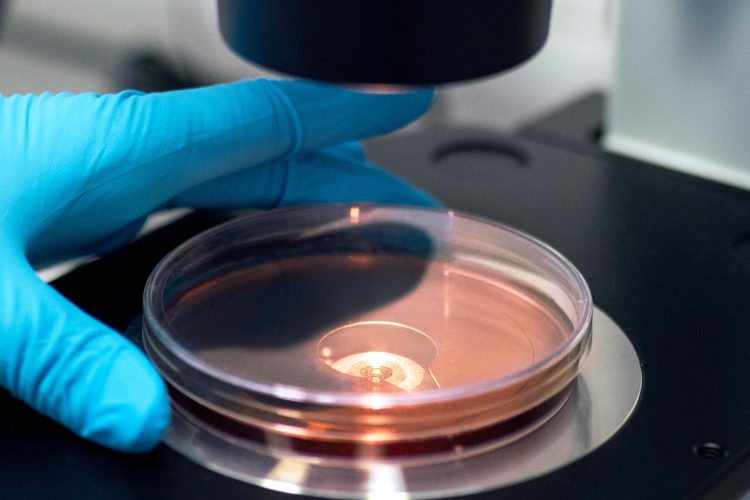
142, 204, 593, 408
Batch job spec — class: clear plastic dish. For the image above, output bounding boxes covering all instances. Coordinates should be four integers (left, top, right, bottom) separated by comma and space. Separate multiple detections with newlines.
142, 205, 592, 466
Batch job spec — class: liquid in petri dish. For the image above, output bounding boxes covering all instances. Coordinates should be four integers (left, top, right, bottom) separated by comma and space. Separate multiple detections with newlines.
167, 252, 573, 395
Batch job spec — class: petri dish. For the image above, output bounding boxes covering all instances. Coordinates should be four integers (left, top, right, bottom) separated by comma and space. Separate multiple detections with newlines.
142, 205, 592, 474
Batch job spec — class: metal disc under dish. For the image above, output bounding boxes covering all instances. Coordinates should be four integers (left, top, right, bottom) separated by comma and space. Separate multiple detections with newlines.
163, 307, 642, 499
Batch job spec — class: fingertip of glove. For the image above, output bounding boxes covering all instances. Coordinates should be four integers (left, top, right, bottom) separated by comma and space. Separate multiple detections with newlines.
83, 348, 170, 453
415, 191, 443, 209
404, 86, 436, 114
361, 85, 435, 122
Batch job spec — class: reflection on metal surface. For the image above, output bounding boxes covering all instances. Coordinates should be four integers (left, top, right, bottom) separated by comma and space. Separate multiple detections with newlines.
164, 308, 642, 499
366, 465, 408, 499
262, 460, 309, 496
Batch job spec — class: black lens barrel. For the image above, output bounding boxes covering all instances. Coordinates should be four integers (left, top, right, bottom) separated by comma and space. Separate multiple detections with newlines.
218, 0, 553, 85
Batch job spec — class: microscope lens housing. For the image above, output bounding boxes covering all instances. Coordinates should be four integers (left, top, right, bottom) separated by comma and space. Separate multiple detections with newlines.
217, 0, 553, 85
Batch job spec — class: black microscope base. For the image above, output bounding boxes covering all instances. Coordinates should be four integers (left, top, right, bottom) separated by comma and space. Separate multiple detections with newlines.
2, 94, 750, 500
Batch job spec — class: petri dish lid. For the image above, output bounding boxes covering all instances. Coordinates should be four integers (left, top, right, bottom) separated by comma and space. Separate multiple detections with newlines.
143, 205, 592, 457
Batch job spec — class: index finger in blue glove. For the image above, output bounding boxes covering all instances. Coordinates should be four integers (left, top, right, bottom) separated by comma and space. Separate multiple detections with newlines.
68, 81, 429, 195
19, 81, 433, 260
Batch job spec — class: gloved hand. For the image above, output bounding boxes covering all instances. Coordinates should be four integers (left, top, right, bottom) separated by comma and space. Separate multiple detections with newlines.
0, 79, 437, 453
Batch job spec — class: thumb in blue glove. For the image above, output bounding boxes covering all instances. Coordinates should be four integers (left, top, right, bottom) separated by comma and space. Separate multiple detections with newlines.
0, 79, 437, 452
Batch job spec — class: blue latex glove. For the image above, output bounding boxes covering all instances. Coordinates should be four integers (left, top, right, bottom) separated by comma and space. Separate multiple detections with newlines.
0, 79, 437, 453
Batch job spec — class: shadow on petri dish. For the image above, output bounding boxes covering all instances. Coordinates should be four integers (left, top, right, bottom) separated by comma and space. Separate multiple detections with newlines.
166, 222, 435, 355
